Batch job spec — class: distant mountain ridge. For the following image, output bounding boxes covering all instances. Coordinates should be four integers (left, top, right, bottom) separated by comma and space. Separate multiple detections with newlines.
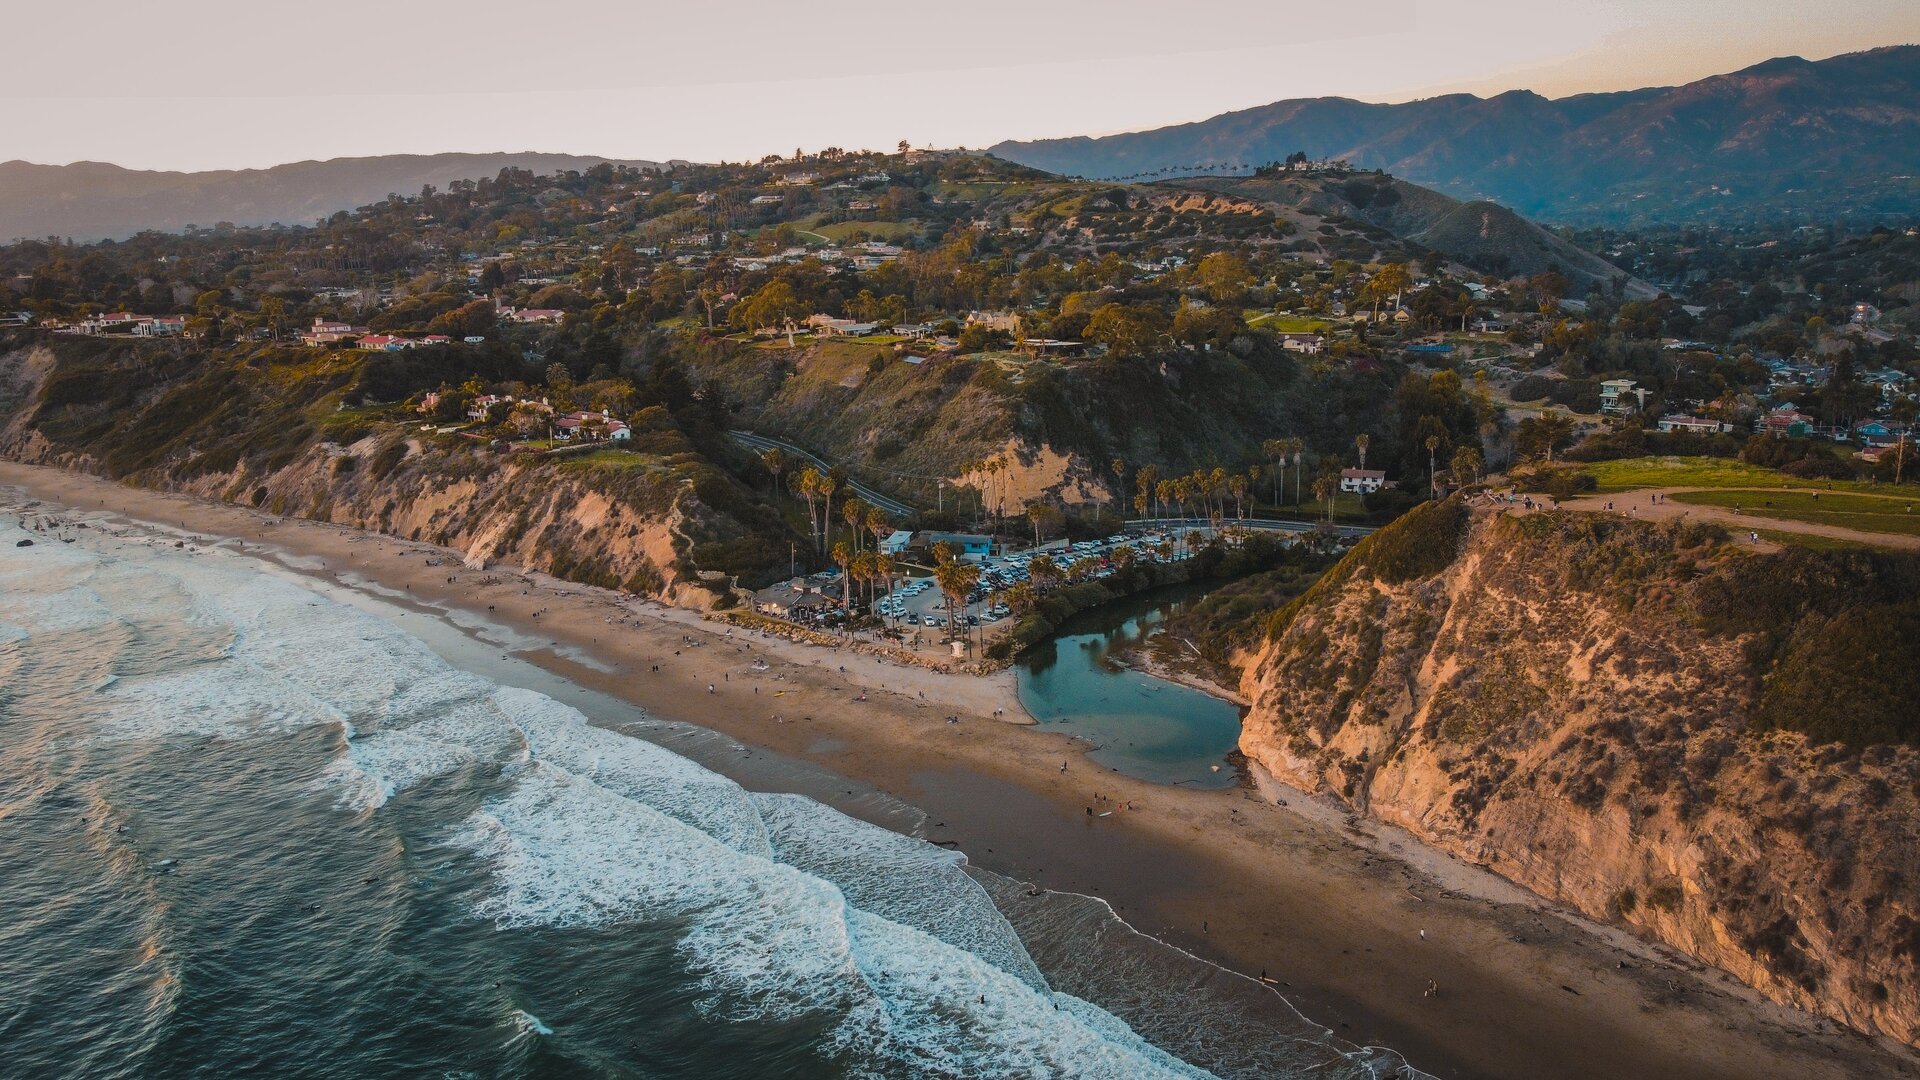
990, 46, 1920, 224
0, 153, 667, 242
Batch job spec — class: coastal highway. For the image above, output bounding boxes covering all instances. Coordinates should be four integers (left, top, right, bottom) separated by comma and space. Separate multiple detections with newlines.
728, 430, 918, 517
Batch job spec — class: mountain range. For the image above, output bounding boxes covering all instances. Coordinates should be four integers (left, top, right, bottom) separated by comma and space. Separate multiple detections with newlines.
0, 153, 663, 243
990, 46, 1920, 225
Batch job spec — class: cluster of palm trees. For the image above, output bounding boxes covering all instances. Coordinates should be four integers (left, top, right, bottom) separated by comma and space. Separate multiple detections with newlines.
1126, 463, 1266, 530
954, 454, 1016, 533
929, 543, 981, 640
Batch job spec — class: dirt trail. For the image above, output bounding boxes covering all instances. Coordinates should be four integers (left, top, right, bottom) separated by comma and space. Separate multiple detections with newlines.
1555, 486, 1920, 551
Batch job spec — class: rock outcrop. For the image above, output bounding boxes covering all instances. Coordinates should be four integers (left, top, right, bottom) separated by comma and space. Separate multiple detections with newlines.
1237, 501, 1920, 1047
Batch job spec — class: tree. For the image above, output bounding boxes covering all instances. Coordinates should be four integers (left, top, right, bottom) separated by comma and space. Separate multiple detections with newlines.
1425, 433, 1442, 495
817, 472, 839, 554
732, 279, 803, 332
832, 541, 855, 620
841, 496, 870, 550
1195, 251, 1253, 305
1312, 473, 1338, 523
1355, 433, 1370, 471
933, 552, 980, 639
1450, 446, 1484, 487
1262, 438, 1289, 504
761, 447, 788, 497
1084, 302, 1168, 358
1028, 553, 1062, 592
1514, 410, 1575, 464
793, 467, 823, 551
1370, 263, 1412, 320
865, 506, 893, 554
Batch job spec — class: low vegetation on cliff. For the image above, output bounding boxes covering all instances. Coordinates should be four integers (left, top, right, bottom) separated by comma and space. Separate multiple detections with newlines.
1238, 505, 1920, 1048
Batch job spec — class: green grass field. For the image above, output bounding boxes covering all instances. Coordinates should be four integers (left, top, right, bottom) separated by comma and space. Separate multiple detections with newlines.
1670, 489, 1920, 538
1579, 456, 1898, 496
809, 219, 917, 242
1245, 313, 1334, 333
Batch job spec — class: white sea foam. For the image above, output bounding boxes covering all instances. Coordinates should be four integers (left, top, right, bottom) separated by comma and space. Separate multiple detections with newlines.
454, 765, 1212, 1078
754, 792, 1047, 991
6, 512, 1226, 1078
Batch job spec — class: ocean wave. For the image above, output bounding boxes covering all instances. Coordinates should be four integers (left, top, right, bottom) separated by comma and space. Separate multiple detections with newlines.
454, 763, 1211, 1079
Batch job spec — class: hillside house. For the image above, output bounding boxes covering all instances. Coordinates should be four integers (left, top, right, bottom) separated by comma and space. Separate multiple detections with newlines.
1599, 379, 1639, 414
1339, 468, 1388, 494
1278, 333, 1324, 354
1657, 415, 1731, 434
965, 310, 1020, 334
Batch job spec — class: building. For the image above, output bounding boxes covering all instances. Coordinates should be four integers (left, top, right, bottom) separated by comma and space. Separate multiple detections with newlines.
1760, 406, 1816, 438
1656, 415, 1731, 435
302, 317, 366, 345
965, 310, 1020, 334
1277, 333, 1324, 355
1599, 379, 1639, 414
1338, 468, 1388, 494
914, 532, 993, 561
878, 530, 915, 555
752, 579, 828, 619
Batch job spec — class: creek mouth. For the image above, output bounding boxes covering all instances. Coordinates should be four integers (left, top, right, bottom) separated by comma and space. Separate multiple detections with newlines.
1016, 583, 1245, 789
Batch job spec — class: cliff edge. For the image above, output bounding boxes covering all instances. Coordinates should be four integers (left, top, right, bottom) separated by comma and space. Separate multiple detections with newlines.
1238, 500, 1920, 1046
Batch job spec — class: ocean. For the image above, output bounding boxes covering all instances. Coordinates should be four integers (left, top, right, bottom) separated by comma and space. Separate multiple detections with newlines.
0, 506, 1422, 1079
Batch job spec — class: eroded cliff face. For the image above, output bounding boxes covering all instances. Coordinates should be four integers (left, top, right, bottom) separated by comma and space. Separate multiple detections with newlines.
1237, 504, 1920, 1047
0, 343, 737, 607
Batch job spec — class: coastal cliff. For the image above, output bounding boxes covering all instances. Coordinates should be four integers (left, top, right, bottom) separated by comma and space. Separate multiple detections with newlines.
1237, 500, 1920, 1047
0, 340, 775, 606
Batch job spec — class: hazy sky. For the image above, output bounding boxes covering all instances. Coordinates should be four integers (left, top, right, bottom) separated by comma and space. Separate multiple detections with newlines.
8, 0, 1916, 172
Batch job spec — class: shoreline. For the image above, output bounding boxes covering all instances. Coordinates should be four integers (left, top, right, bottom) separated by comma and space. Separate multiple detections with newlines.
5, 460, 1917, 1080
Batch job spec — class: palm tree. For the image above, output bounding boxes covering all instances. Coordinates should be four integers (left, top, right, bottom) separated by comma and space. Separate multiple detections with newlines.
1110, 457, 1128, 515
1026, 501, 1048, 550
793, 467, 822, 550
872, 552, 895, 608
933, 556, 979, 640
1355, 433, 1370, 471
1028, 553, 1061, 592
760, 447, 787, 498
1262, 438, 1288, 504
817, 473, 839, 554
1312, 473, 1337, 523
1228, 473, 1248, 520
1005, 580, 1037, 615
841, 496, 869, 551
865, 506, 892, 553
831, 541, 855, 623
1425, 434, 1442, 497
1287, 439, 1306, 508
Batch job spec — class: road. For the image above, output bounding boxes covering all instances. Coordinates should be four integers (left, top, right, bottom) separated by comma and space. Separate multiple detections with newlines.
729, 430, 917, 517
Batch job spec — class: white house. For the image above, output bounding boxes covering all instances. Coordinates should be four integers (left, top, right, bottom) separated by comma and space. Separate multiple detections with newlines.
1657, 415, 1731, 434
1339, 468, 1387, 494
1599, 379, 1638, 414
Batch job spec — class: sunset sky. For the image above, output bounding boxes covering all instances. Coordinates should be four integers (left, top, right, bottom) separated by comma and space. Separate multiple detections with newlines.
8, 0, 1917, 172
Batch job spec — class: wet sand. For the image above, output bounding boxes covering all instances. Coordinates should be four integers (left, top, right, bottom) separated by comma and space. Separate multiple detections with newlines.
5, 459, 1917, 1080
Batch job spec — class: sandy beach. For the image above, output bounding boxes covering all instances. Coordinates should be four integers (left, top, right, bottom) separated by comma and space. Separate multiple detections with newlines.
5, 459, 1916, 1080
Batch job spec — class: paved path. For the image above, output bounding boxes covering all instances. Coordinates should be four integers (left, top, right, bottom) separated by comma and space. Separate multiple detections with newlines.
1556, 486, 1920, 551
729, 430, 918, 517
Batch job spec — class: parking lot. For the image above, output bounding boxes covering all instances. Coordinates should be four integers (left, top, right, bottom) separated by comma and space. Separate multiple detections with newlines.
871, 529, 1215, 636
